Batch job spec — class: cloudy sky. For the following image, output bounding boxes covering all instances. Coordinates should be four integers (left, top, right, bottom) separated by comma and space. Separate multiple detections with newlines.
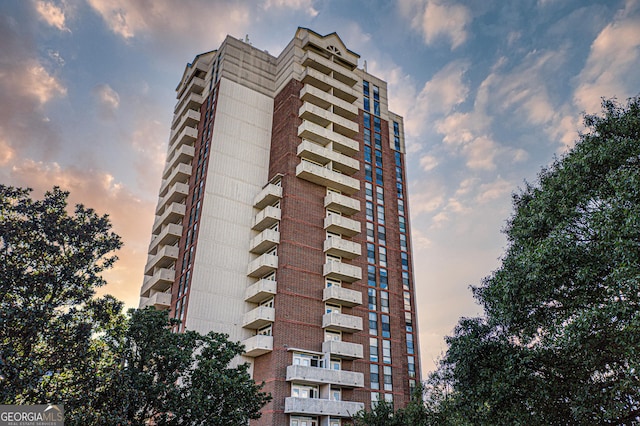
2, 0, 639, 374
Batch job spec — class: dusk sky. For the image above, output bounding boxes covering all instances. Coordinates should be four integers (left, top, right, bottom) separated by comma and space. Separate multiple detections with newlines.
2, 0, 639, 374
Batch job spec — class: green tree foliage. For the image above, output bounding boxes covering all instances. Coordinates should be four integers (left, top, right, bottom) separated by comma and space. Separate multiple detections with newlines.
0, 186, 271, 425
432, 97, 640, 425
0, 186, 123, 409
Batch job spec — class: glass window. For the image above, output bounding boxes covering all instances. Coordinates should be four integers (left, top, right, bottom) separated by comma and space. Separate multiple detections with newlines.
398, 199, 405, 215
401, 252, 409, 270
382, 339, 391, 363
395, 151, 402, 167
292, 384, 319, 399
378, 225, 386, 246
374, 132, 382, 149
407, 333, 415, 354
293, 352, 323, 367
368, 265, 376, 287
396, 166, 403, 182
326, 303, 341, 314
404, 291, 411, 310
394, 136, 401, 151
383, 365, 392, 391
325, 330, 341, 342
379, 246, 387, 267
364, 128, 371, 146
371, 392, 380, 408
363, 80, 370, 97
397, 182, 403, 198
374, 116, 381, 133
364, 145, 372, 163
365, 164, 372, 182
374, 100, 380, 116
381, 316, 391, 339
257, 325, 272, 336
331, 388, 341, 401
408, 356, 415, 377
400, 233, 407, 251
381, 291, 389, 313
364, 97, 370, 112
364, 113, 371, 129
370, 364, 380, 390
366, 201, 374, 221
376, 186, 384, 205
373, 85, 379, 101
368, 289, 377, 310
379, 269, 388, 289
367, 243, 376, 264
375, 149, 382, 167
399, 215, 406, 232
394, 122, 399, 136
365, 182, 373, 201
369, 312, 378, 335
377, 205, 385, 224
376, 168, 383, 186
367, 222, 375, 242
402, 271, 410, 289
384, 393, 393, 403
370, 337, 379, 362
330, 359, 341, 370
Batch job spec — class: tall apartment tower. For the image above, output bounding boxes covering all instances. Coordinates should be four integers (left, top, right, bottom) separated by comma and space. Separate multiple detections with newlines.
139, 28, 421, 426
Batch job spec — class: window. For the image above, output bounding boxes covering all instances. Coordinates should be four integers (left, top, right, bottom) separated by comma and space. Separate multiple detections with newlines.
404, 291, 411, 310
366, 222, 375, 242
330, 388, 341, 401
395, 151, 402, 167
377, 205, 385, 224
330, 359, 341, 370
370, 364, 380, 390
375, 149, 382, 167
394, 136, 401, 151
397, 182, 404, 198
406, 333, 415, 354
381, 316, 391, 339
369, 312, 378, 335
375, 168, 383, 186
293, 352, 323, 368
327, 254, 341, 264
374, 132, 382, 149
379, 246, 387, 267
260, 297, 274, 308
292, 384, 319, 399
379, 269, 388, 289
373, 85, 379, 101
371, 392, 380, 408
383, 366, 393, 391
363, 80, 370, 96
367, 243, 376, 264
374, 100, 380, 116
378, 225, 386, 246
365, 182, 373, 201
325, 330, 341, 342
376, 186, 384, 205
401, 252, 409, 270
382, 339, 392, 363
370, 337, 379, 362
364, 97, 370, 112
394, 121, 400, 136
364, 145, 372, 163
368, 265, 376, 287
368, 289, 377, 310
366, 201, 374, 221
402, 271, 410, 290
257, 325, 272, 336
399, 215, 406, 233
364, 128, 371, 146
384, 393, 393, 403
400, 233, 407, 251
374, 116, 381, 133
365, 163, 372, 182
326, 278, 341, 288
396, 166, 403, 182
364, 113, 371, 129
291, 417, 318, 426
381, 291, 389, 313
329, 419, 341, 426
326, 303, 341, 314
408, 356, 416, 378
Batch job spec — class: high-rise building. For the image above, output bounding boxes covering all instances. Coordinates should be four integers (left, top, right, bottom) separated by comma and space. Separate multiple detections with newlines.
139, 28, 421, 426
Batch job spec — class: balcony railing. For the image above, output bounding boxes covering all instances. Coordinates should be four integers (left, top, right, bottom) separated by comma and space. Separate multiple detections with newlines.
324, 215, 360, 237
296, 161, 359, 195
252, 206, 281, 231
323, 286, 362, 308
243, 334, 273, 357
151, 202, 186, 235
324, 237, 361, 259
286, 364, 364, 388
324, 192, 360, 216
284, 397, 364, 418
249, 228, 280, 254
299, 103, 358, 138
247, 253, 278, 277
323, 262, 361, 283
245, 279, 277, 304
297, 140, 359, 176
242, 306, 275, 329
322, 340, 363, 360
141, 268, 175, 297
253, 183, 283, 209
148, 223, 183, 255
140, 291, 172, 310
322, 312, 363, 333
297, 120, 358, 156
144, 244, 179, 275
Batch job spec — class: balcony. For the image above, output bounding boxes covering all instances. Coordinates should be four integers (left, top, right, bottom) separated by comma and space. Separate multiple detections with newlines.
297, 120, 358, 157
141, 268, 175, 297
297, 140, 359, 176
322, 312, 363, 333
242, 306, 275, 329
301, 67, 359, 104
144, 244, 179, 275
140, 291, 172, 310
245, 279, 277, 304
247, 253, 278, 277
299, 103, 358, 138
324, 215, 360, 237
164, 143, 195, 177
152, 202, 186, 234
243, 334, 273, 357
322, 340, 363, 360
286, 365, 364, 388
252, 206, 281, 231
253, 183, 283, 209
323, 262, 361, 283
324, 237, 361, 259
171, 109, 200, 134
250, 228, 280, 254
178, 76, 205, 98
300, 84, 358, 121
323, 286, 362, 308
156, 182, 189, 214
148, 223, 183, 255
284, 397, 364, 418
302, 50, 359, 88
296, 161, 359, 195
159, 163, 192, 197
173, 91, 203, 117
324, 192, 360, 216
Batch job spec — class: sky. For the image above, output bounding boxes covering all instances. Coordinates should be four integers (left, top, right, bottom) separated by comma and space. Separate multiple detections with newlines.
1, 0, 639, 375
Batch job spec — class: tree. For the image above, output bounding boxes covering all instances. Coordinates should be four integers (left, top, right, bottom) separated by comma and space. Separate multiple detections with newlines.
1, 186, 271, 425
0, 186, 123, 411
432, 97, 640, 424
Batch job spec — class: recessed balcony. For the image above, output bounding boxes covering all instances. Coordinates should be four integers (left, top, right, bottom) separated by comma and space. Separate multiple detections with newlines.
322, 340, 364, 360
286, 365, 364, 388
301, 67, 359, 103
302, 50, 359, 88
297, 140, 359, 176
253, 183, 283, 209
297, 121, 359, 157
164, 143, 195, 176
323, 286, 362, 308
141, 268, 175, 297
250, 228, 280, 254
242, 306, 275, 329
140, 291, 172, 310
285, 397, 364, 418
323, 261, 361, 283
247, 253, 278, 277
178, 76, 205, 98
148, 223, 183, 255
245, 279, 277, 304
243, 334, 273, 357
156, 182, 189, 214
322, 312, 363, 333
144, 244, 179, 275
324, 237, 361, 259
159, 163, 192, 197
171, 109, 200, 134
173, 91, 203, 118
324, 215, 360, 237
324, 192, 360, 216
300, 84, 358, 121
152, 202, 186, 234
296, 161, 359, 195
299, 103, 358, 138
252, 206, 281, 231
